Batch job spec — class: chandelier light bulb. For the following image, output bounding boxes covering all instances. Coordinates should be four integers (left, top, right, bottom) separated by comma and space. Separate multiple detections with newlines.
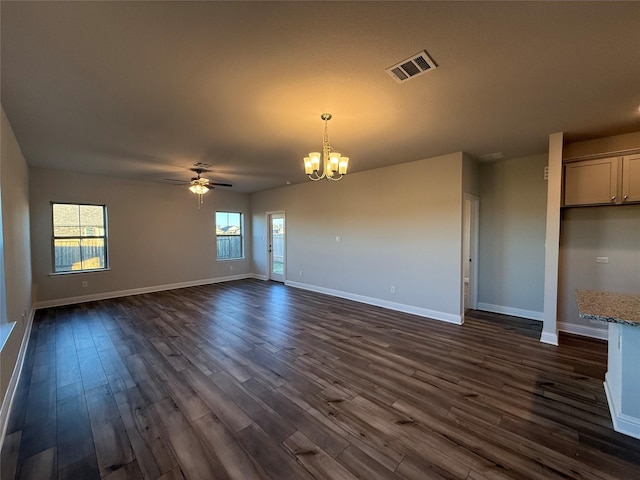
304, 157, 313, 175
339, 157, 349, 175
309, 152, 321, 172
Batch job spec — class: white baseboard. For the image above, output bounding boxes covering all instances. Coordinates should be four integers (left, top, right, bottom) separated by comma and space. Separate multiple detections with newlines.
540, 331, 559, 346
477, 302, 543, 321
33, 274, 254, 310
558, 321, 608, 341
285, 280, 462, 325
251, 274, 269, 281
604, 378, 640, 440
0, 307, 35, 452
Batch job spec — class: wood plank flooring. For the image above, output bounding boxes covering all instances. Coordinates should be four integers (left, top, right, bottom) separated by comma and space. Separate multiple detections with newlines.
2, 279, 640, 479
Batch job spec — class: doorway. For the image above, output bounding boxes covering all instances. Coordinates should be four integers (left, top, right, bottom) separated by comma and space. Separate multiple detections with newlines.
268, 212, 285, 282
463, 195, 479, 313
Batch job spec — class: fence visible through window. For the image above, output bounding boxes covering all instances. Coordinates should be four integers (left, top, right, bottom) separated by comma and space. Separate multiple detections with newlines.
216, 211, 243, 260
54, 240, 106, 272
52, 203, 107, 273
216, 236, 242, 260
271, 233, 284, 274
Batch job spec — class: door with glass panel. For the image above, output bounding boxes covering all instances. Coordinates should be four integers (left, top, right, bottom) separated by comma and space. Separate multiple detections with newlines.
269, 213, 285, 282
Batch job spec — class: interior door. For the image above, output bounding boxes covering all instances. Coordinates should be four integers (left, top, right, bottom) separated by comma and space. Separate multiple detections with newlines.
269, 213, 285, 282
463, 195, 479, 313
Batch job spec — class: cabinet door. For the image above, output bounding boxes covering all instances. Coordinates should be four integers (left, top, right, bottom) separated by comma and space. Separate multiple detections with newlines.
564, 157, 619, 206
622, 154, 640, 204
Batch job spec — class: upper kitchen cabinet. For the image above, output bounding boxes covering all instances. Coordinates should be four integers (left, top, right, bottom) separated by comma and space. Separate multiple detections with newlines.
622, 153, 640, 203
563, 157, 619, 206
563, 154, 640, 207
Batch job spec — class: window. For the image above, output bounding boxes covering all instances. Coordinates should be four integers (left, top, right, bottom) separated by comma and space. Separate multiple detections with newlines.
52, 203, 108, 273
216, 211, 243, 260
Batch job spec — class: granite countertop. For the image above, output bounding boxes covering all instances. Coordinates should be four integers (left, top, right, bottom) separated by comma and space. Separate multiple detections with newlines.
576, 290, 640, 326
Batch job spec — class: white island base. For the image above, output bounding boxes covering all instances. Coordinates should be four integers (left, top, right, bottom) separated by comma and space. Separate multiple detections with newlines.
604, 322, 640, 440
575, 290, 640, 440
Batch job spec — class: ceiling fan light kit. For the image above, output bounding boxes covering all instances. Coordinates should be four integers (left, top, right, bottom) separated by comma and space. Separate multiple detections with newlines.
304, 113, 349, 181
187, 168, 232, 208
189, 183, 210, 195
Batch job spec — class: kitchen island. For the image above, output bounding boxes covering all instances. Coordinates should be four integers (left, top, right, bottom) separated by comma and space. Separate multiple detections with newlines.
576, 290, 640, 440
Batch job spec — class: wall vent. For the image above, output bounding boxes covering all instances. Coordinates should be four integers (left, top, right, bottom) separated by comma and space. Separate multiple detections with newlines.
386, 50, 437, 83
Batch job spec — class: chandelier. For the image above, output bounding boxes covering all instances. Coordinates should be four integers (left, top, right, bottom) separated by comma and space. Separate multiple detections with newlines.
303, 113, 349, 181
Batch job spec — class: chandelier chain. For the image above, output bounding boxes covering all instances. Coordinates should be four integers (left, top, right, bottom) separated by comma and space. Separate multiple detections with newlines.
323, 117, 332, 155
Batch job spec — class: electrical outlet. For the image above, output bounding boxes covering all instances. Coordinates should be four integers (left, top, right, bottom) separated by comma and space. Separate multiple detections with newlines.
299, 270, 304, 277
390, 286, 396, 294
82, 281, 88, 288
596, 257, 609, 264
229, 265, 234, 271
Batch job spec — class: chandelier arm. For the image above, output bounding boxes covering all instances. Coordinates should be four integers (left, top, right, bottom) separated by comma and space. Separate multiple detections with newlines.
308, 169, 326, 180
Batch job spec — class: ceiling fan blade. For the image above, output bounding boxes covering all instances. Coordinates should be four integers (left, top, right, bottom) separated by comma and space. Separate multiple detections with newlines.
164, 178, 188, 184
164, 171, 231, 188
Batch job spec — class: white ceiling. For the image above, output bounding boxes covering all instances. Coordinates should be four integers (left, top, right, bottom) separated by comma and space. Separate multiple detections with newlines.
2, 1, 639, 193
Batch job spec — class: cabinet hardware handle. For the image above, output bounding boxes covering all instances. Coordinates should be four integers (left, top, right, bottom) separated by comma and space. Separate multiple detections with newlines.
623, 195, 628, 201
611, 196, 616, 202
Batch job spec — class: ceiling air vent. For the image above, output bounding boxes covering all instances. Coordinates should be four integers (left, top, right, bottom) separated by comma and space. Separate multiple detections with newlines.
192, 162, 212, 169
386, 50, 437, 83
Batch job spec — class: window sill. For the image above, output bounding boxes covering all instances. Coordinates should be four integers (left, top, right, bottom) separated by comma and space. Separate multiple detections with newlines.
216, 258, 245, 262
48, 268, 111, 277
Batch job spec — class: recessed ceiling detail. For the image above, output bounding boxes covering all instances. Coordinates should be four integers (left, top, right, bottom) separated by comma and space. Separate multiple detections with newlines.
385, 50, 437, 83
479, 152, 506, 161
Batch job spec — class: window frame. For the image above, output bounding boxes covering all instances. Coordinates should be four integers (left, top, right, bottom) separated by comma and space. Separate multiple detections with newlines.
51, 202, 109, 274
215, 211, 244, 261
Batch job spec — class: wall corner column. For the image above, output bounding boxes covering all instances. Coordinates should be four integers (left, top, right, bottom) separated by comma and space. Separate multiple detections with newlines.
541, 132, 563, 345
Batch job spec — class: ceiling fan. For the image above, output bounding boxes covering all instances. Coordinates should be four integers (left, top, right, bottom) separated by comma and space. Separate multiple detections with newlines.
187, 168, 232, 194
165, 167, 232, 208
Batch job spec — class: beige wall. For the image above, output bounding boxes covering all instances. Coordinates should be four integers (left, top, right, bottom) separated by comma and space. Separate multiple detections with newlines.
0, 107, 32, 407
478, 154, 548, 317
251, 152, 466, 323
559, 205, 640, 334
30, 168, 252, 304
462, 152, 479, 197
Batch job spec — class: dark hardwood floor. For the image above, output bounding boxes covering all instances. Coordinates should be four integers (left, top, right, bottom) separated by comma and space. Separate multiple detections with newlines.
2, 279, 640, 480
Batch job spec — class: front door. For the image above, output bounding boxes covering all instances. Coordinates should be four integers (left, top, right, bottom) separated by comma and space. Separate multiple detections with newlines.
269, 213, 285, 282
